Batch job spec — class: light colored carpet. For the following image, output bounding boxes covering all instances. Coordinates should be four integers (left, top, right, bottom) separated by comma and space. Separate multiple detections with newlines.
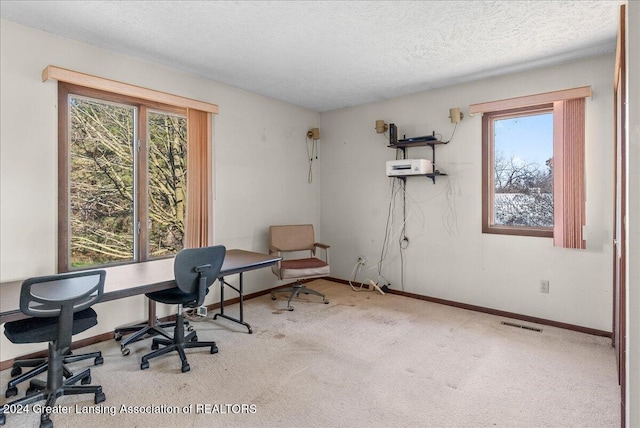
1, 280, 620, 427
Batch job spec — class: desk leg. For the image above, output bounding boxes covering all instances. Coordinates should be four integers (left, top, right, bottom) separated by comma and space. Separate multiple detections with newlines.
220, 278, 225, 315
148, 299, 157, 327
212, 274, 252, 334
239, 273, 244, 322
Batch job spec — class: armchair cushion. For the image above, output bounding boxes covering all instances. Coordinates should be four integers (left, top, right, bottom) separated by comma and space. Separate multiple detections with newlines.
277, 257, 330, 280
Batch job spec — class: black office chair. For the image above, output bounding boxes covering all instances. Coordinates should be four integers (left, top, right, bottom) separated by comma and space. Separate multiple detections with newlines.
0, 270, 106, 428
5, 315, 103, 398
140, 245, 225, 373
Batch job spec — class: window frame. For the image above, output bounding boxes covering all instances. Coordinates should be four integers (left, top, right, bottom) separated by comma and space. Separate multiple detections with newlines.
47, 66, 216, 272
472, 86, 590, 248
58, 82, 188, 272
481, 103, 555, 238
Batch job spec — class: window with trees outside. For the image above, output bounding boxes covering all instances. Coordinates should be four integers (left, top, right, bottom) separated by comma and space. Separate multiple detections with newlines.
60, 83, 188, 269
472, 86, 590, 248
53, 69, 215, 272
484, 105, 554, 236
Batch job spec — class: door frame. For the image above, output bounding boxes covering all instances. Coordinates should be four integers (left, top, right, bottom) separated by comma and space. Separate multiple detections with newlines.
612, 4, 626, 426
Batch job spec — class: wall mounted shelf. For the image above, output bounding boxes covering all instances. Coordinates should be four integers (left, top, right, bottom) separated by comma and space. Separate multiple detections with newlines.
388, 140, 448, 184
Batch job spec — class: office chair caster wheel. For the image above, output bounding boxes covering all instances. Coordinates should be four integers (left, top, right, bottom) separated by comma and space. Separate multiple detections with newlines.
10, 366, 22, 377
95, 391, 106, 404
191, 335, 198, 342
287, 306, 294, 311
114, 332, 122, 341
121, 347, 130, 356
181, 363, 190, 373
26, 386, 39, 396
210, 345, 218, 354
151, 342, 159, 350
324, 300, 329, 304
187, 325, 194, 332
81, 375, 91, 385
270, 295, 276, 300
140, 361, 149, 370
5, 386, 18, 398
94, 356, 104, 365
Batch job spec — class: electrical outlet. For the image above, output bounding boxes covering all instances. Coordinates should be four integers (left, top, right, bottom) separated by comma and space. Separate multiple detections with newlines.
197, 306, 207, 317
540, 280, 550, 294
357, 255, 367, 265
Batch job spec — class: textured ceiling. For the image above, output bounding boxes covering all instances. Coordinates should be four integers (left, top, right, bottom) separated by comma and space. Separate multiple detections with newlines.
0, 1, 623, 112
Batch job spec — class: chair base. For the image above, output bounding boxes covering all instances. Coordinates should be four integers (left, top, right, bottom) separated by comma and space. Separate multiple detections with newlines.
140, 312, 217, 373
270, 283, 329, 311
114, 320, 177, 356
0, 355, 104, 428
5, 351, 103, 398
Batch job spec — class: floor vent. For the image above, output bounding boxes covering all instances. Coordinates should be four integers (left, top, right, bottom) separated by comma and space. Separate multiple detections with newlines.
501, 321, 542, 332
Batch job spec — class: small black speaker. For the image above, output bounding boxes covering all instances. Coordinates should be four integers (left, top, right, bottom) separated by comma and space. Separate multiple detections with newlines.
389, 123, 397, 145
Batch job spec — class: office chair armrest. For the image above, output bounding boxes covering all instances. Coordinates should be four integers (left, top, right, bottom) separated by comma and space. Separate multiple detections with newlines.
314, 243, 330, 264
269, 246, 282, 269
269, 245, 282, 255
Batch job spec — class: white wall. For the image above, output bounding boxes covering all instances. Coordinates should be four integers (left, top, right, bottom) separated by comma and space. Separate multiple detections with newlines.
0, 20, 321, 360
320, 54, 614, 332
0, 17, 623, 370
625, 1, 639, 426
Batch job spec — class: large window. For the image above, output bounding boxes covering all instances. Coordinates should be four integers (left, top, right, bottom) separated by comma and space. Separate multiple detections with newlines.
472, 87, 590, 248
62, 84, 188, 269
52, 67, 216, 272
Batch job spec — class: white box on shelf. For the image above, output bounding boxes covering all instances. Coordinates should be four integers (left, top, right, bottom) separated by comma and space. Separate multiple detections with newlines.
386, 159, 433, 176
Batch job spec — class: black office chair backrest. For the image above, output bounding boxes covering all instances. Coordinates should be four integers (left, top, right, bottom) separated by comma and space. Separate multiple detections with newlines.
19, 270, 106, 350
174, 245, 226, 306
20, 270, 106, 318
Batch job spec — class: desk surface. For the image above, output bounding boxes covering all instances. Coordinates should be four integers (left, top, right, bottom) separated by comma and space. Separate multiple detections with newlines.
0, 249, 280, 323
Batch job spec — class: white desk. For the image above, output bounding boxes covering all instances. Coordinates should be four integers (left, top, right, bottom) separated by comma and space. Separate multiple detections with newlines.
0, 249, 281, 334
